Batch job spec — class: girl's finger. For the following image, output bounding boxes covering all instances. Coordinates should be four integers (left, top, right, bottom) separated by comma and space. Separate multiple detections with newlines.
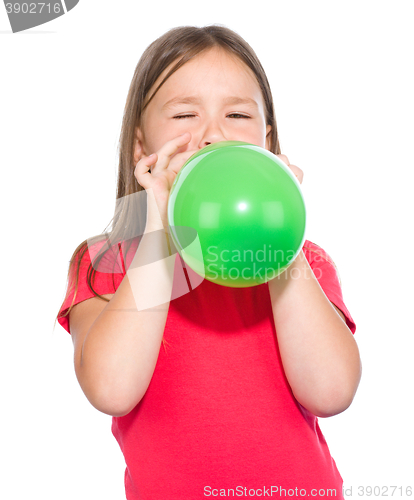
288, 164, 304, 184
134, 153, 158, 183
167, 149, 199, 174
276, 154, 290, 166
154, 132, 192, 170
276, 154, 303, 184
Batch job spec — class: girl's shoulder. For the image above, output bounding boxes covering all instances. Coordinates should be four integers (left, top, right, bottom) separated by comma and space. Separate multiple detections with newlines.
75, 234, 142, 275
56, 236, 141, 334
302, 239, 336, 267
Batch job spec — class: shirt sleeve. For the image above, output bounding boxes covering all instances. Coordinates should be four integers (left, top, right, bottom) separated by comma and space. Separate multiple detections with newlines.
302, 240, 356, 334
57, 239, 126, 335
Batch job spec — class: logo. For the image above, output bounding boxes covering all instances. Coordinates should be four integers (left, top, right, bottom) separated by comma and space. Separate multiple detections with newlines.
3, 0, 79, 33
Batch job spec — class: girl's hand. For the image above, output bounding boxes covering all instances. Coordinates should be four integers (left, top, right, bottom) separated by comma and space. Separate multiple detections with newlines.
276, 154, 304, 184
134, 132, 197, 230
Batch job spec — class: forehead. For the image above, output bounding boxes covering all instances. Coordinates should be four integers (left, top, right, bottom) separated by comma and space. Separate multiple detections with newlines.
148, 47, 263, 106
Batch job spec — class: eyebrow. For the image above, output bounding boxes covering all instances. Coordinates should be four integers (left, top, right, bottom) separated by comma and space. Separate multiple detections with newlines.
161, 95, 259, 110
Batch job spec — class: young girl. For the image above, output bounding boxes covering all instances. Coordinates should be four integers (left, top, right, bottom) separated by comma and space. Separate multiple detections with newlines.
57, 25, 361, 500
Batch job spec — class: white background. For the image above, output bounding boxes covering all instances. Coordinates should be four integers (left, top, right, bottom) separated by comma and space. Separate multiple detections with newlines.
1, 1, 413, 499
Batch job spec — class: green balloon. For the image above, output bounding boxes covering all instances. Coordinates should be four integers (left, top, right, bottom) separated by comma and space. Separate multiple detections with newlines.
167, 141, 306, 288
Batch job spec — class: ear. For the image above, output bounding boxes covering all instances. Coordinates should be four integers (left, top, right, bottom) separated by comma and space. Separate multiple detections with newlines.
133, 127, 146, 164
265, 125, 272, 151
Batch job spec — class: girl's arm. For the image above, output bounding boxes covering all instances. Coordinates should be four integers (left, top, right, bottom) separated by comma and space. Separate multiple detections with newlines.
268, 250, 362, 418
70, 215, 174, 418
70, 134, 196, 417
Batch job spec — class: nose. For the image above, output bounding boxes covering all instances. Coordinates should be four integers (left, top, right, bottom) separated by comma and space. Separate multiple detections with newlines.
197, 120, 227, 149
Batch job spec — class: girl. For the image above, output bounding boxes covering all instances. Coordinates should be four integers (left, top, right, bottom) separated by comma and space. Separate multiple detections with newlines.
57, 25, 361, 500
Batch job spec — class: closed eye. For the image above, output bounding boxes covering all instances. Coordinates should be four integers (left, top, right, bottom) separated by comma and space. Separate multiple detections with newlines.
173, 114, 196, 119
172, 113, 251, 119
227, 113, 251, 119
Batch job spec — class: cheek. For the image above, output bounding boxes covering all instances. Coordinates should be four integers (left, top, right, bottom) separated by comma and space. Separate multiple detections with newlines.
143, 119, 171, 152
233, 123, 268, 146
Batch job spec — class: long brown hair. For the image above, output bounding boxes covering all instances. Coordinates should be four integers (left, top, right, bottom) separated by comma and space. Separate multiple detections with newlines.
55, 24, 332, 334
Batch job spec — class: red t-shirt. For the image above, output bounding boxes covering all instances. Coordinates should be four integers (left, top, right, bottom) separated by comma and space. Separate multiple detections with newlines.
58, 238, 356, 500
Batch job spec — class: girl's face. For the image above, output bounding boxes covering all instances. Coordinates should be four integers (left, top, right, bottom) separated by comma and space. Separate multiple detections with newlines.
135, 47, 272, 158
